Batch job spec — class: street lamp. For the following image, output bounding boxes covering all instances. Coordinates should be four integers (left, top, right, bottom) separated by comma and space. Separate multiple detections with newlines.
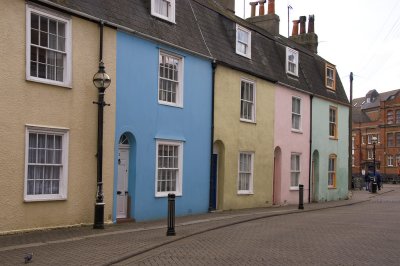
371, 136, 378, 176
93, 60, 111, 229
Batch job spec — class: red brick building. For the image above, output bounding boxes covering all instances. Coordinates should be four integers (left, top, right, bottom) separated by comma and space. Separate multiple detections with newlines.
352, 89, 400, 180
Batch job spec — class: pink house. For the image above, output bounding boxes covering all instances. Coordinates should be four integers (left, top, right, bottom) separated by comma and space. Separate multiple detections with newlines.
274, 84, 311, 205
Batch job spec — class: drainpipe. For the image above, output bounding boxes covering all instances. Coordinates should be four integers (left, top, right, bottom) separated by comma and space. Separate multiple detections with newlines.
308, 95, 313, 203
208, 60, 217, 212
348, 72, 353, 190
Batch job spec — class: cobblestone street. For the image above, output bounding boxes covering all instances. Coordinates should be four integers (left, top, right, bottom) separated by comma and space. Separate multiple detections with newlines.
1, 185, 399, 265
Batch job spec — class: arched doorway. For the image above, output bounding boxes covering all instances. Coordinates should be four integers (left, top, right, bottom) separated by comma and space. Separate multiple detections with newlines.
312, 150, 320, 202
116, 133, 130, 219
273, 147, 282, 205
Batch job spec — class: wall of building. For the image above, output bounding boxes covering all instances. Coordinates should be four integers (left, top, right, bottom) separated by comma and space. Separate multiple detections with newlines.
274, 84, 310, 205
312, 98, 349, 202
115, 32, 212, 221
0, 1, 116, 233
213, 65, 275, 210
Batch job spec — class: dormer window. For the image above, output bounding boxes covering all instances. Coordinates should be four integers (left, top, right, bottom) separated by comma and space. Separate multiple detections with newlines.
151, 0, 175, 23
286, 47, 298, 76
325, 64, 336, 90
236, 24, 251, 59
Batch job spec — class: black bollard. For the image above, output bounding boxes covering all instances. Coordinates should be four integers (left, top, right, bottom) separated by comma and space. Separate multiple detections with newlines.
298, 184, 304, 209
166, 193, 176, 236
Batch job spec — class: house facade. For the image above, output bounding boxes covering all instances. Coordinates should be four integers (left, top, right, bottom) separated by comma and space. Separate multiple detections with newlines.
115, 31, 212, 221
274, 84, 311, 205
352, 89, 400, 180
0, 0, 116, 233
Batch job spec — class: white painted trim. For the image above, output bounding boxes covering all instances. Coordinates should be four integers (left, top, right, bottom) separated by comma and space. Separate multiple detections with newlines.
157, 49, 184, 108
150, 0, 176, 24
154, 139, 183, 197
239, 78, 256, 123
26, 4, 72, 88
237, 151, 254, 194
291, 96, 302, 131
286, 47, 299, 77
24, 125, 69, 202
236, 24, 251, 59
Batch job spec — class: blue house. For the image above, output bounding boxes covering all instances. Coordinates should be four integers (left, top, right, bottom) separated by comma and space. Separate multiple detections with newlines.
113, 2, 213, 222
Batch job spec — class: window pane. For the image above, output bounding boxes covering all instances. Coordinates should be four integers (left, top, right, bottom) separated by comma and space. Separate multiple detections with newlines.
31, 13, 39, 29
31, 29, 39, 45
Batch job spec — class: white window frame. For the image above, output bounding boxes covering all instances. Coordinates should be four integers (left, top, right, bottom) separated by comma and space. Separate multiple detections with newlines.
286, 47, 299, 76
290, 153, 301, 189
151, 0, 176, 23
387, 155, 394, 167
24, 125, 69, 201
155, 140, 183, 197
26, 5, 72, 87
240, 79, 256, 122
238, 152, 254, 194
291, 96, 301, 131
236, 24, 251, 59
367, 149, 373, 160
158, 50, 184, 107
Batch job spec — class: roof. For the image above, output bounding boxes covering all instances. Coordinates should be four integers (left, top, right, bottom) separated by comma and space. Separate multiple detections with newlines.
36, 0, 349, 105
352, 89, 400, 110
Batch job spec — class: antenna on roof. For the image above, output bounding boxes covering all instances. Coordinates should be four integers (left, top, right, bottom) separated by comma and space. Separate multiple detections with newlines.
288, 5, 293, 37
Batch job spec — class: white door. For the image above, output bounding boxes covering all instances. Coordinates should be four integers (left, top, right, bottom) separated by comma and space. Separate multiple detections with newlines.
117, 148, 129, 219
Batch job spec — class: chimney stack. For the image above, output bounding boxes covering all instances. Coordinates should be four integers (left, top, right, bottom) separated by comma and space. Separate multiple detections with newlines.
219, 0, 235, 13
259, 0, 266, 16
289, 15, 318, 54
291, 20, 299, 36
267, 0, 275, 14
246, 0, 280, 35
250, 2, 258, 17
308, 15, 315, 33
299, 16, 306, 34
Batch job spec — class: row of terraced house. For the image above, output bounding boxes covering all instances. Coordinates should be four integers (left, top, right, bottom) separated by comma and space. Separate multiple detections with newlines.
0, 0, 350, 234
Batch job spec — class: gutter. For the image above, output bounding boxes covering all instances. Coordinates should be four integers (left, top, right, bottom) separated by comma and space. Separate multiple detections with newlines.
32, 0, 213, 61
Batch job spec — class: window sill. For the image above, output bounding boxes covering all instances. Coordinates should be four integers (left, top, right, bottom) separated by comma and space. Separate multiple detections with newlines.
291, 129, 303, 134
27, 76, 72, 89
240, 119, 256, 124
328, 186, 336, 190
237, 191, 254, 195
158, 101, 183, 109
155, 192, 182, 198
24, 196, 67, 202
329, 137, 338, 141
289, 187, 299, 191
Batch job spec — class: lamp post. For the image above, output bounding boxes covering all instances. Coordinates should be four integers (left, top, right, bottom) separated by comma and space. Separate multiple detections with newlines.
93, 60, 111, 229
372, 136, 378, 176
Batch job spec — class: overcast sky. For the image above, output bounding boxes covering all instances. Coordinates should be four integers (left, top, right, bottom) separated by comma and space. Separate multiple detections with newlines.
235, 0, 400, 100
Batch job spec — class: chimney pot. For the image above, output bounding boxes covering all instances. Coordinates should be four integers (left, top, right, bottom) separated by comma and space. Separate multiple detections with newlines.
259, 0, 266, 16
292, 20, 300, 36
268, 0, 275, 14
308, 15, 315, 33
299, 16, 306, 34
250, 2, 258, 17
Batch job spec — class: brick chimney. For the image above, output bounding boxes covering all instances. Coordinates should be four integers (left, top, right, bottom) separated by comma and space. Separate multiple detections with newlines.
246, 0, 280, 35
219, 0, 235, 13
289, 15, 318, 54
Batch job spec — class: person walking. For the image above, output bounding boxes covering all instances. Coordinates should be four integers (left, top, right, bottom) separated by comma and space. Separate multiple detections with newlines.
364, 168, 372, 191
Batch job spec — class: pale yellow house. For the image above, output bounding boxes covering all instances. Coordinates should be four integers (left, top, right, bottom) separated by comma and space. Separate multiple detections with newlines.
212, 66, 275, 210
0, 0, 116, 234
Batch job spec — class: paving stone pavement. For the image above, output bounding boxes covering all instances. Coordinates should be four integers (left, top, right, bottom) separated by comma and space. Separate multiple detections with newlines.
0, 185, 398, 265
